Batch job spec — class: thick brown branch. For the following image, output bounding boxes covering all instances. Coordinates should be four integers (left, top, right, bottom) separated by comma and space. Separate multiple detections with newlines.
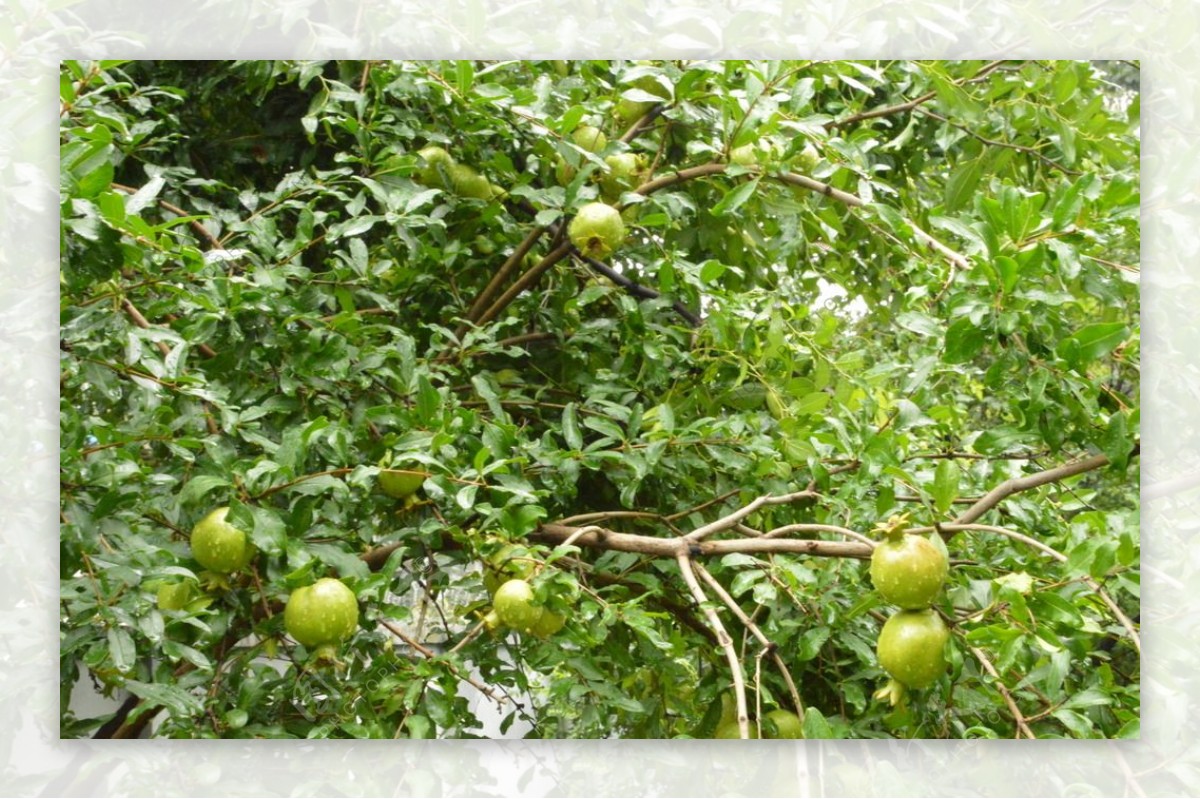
633, 163, 729, 196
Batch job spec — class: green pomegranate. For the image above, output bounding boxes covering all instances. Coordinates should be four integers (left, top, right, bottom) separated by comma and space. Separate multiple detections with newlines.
729, 144, 759, 166
378, 468, 426, 500
190, 507, 254, 574
492, 579, 542, 633
613, 74, 670, 126
763, 709, 803, 739
870, 529, 948, 609
599, 152, 645, 200
796, 142, 820, 172
876, 608, 950, 689
568, 202, 625, 259
556, 125, 610, 185
572, 124, 608, 153
448, 164, 503, 200
528, 607, 566, 638
482, 544, 537, 596
416, 145, 454, 188
284, 578, 360, 655
613, 97, 655, 127
714, 721, 759, 739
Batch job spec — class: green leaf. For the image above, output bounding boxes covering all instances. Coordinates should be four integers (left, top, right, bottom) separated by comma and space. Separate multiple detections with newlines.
1101, 411, 1134, 470
699, 259, 727, 285
499, 504, 547, 536
802, 707, 837, 739
1056, 323, 1128, 371
1052, 708, 1094, 737
562, 403, 582, 450
723, 382, 767, 410
1051, 174, 1092, 231
415, 374, 441, 423
248, 506, 287, 555
797, 626, 831, 661
944, 158, 984, 213
179, 475, 230, 506
125, 679, 205, 718
285, 474, 349, 497
730, 569, 761, 597
943, 318, 986, 364
1063, 688, 1112, 711
931, 459, 960, 514
107, 628, 136, 673
972, 426, 1038, 455
582, 416, 625, 443
455, 60, 474, 95
710, 177, 759, 217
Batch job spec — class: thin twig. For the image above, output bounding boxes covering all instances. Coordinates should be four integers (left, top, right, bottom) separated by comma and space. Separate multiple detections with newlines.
761, 523, 877, 548
828, 60, 1009, 129
378, 619, 506, 709
915, 108, 1080, 176
938, 522, 1140, 654
684, 491, 822, 542
968, 644, 1036, 739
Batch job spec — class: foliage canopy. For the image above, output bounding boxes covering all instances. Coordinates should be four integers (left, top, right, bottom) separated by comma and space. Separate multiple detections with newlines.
60, 59, 1140, 740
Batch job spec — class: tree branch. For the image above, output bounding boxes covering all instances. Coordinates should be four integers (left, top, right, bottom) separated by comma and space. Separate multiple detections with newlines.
693, 561, 804, 723
968, 644, 1037, 739
533, 522, 871, 560
827, 60, 1010, 130
676, 549, 751, 739
915, 108, 1080, 176
378, 619, 507, 709
474, 241, 574, 327
684, 490, 822, 542
575, 252, 702, 327
460, 224, 548, 334
950, 453, 1116, 527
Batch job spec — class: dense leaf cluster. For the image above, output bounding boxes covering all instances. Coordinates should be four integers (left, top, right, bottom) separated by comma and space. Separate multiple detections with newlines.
60, 59, 1139, 739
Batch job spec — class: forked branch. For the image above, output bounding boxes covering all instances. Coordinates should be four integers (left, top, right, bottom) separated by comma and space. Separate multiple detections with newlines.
676, 550, 751, 738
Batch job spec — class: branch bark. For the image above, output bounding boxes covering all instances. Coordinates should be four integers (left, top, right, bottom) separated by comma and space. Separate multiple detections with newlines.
676, 549, 750, 738
968, 644, 1037, 739
533, 522, 871, 560
474, 241, 574, 327
459, 224, 548, 334
950, 453, 1114, 527
693, 561, 804, 722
